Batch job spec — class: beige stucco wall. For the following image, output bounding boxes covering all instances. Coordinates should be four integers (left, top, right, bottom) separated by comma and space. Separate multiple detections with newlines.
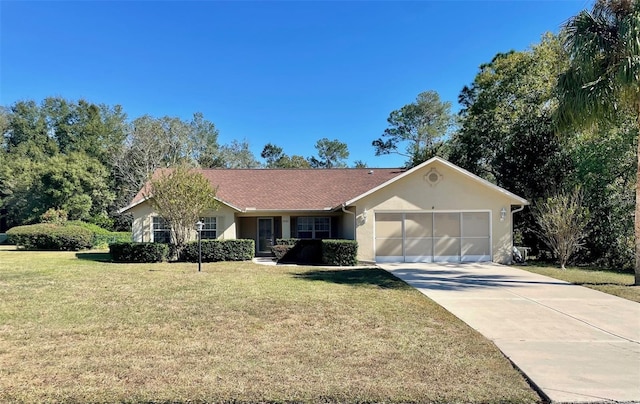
353, 161, 521, 264
128, 200, 237, 242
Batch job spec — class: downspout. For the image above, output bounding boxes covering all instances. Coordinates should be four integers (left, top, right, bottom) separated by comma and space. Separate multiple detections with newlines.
341, 204, 356, 240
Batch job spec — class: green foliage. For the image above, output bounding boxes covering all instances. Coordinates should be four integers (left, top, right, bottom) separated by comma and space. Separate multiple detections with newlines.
148, 166, 219, 253
93, 232, 132, 249
261, 143, 311, 168
556, 0, 640, 128
449, 34, 573, 257
321, 239, 358, 266
215, 139, 260, 168
308, 138, 349, 168
274, 239, 358, 265
40, 208, 68, 224
373, 90, 454, 167
566, 122, 636, 270
7, 223, 93, 251
557, 0, 640, 284
272, 239, 324, 264
109, 242, 169, 263
180, 239, 255, 262
66, 220, 131, 248
275, 238, 300, 246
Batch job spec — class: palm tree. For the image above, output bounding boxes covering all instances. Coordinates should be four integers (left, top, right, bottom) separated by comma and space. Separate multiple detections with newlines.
556, 0, 640, 284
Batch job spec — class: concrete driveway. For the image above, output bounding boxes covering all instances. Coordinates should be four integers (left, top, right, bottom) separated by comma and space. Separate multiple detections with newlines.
379, 262, 640, 404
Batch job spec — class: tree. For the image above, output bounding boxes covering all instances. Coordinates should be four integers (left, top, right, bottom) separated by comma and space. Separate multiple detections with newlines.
216, 139, 260, 168
373, 90, 454, 167
534, 188, 590, 269
111, 113, 220, 208
353, 160, 367, 168
556, 0, 640, 284
148, 166, 218, 256
261, 143, 311, 168
308, 138, 349, 168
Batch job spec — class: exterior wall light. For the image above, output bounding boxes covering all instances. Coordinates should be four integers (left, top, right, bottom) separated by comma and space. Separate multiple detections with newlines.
500, 207, 507, 222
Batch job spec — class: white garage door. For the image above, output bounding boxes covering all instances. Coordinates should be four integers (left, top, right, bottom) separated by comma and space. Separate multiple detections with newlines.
375, 212, 491, 263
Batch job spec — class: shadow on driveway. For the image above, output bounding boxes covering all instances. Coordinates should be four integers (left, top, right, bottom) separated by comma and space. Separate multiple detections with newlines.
386, 266, 570, 292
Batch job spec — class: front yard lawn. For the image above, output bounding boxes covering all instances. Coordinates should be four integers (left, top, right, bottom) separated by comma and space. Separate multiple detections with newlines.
518, 263, 640, 303
0, 248, 539, 403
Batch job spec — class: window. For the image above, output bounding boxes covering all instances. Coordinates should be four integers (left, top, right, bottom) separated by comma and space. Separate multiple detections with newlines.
152, 217, 171, 243
200, 217, 217, 240
296, 217, 331, 239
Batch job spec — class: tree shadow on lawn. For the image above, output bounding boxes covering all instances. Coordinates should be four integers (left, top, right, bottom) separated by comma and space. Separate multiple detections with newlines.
75, 252, 112, 262
293, 268, 412, 289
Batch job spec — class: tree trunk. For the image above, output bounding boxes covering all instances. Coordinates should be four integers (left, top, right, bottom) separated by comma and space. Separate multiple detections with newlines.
636, 105, 640, 285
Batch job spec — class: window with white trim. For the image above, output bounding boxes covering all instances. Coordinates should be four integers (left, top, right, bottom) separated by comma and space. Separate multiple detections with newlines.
296, 217, 331, 239
152, 217, 171, 243
201, 217, 217, 240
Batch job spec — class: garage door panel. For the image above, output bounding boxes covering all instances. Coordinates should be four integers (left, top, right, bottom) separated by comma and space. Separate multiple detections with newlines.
375, 238, 403, 257
462, 212, 489, 237
434, 213, 460, 237
434, 237, 460, 257
405, 238, 433, 262
375, 213, 402, 238
462, 238, 490, 255
405, 213, 432, 237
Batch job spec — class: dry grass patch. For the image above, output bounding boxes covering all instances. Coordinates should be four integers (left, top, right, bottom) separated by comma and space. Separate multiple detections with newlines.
0, 249, 539, 403
518, 263, 640, 303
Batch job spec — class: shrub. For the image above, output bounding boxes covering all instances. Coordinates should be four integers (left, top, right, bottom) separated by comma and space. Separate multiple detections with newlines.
66, 221, 131, 248
109, 242, 169, 263
272, 244, 293, 261
322, 239, 358, 266
275, 238, 300, 246
40, 208, 68, 224
94, 232, 132, 249
7, 224, 93, 251
180, 239, 255, 262
273, 239, 322, 264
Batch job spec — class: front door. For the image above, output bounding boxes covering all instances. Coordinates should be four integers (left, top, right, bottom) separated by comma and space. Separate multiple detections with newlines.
257, 217, 274, 254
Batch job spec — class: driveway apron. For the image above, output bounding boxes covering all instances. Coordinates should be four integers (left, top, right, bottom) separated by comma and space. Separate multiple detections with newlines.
379, 262, 640, 404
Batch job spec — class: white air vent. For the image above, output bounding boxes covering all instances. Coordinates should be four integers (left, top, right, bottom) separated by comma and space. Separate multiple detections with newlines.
424, 168, 442, 187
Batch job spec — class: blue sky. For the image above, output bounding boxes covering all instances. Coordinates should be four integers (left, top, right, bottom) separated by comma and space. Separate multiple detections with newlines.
1, 0, 589, 168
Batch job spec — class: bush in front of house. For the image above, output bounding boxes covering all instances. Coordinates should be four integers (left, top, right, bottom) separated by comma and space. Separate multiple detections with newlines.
109, 242, 169, 263
67, 221, 132, 248
180, 239, 255, 262
322, 239, 358, 266
273, 239, 323, 264
6, 224, 94, 251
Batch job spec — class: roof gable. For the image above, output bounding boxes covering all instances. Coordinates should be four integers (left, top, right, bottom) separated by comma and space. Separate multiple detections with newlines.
343, 157, 529, 206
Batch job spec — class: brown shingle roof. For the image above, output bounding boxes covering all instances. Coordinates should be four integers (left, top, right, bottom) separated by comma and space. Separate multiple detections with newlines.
127, 168, 405, 212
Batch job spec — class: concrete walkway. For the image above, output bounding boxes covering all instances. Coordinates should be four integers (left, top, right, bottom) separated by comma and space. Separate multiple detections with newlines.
379, 262, 640, 404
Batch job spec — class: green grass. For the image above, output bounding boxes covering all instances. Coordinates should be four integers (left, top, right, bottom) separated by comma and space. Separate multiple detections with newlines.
518, 262, 640, 303
0, 248, 539, 403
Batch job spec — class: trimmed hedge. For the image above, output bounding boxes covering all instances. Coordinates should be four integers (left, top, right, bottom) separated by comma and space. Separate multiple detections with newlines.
273, 239, 359, 266
7, 224, 94, 251
274, 239, 322, 264
94, 232, 132, 248
180, 239, 255, 262
109, 242, 169, 263
322, 239, 358, 266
